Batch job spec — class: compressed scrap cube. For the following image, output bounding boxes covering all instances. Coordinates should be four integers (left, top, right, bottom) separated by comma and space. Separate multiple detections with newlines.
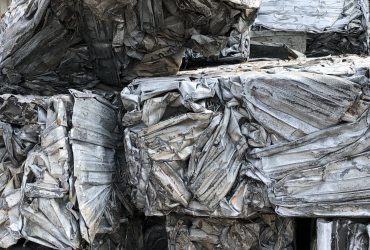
0, 0, 262, 94
123, 55, 370, 220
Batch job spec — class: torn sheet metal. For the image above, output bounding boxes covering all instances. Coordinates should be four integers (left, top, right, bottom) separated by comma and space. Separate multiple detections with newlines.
316, 219, 370, 250
0, 0, 262, 93
166, 213, 294, 250
253, 0, 369, 56
21, 197, 80, 249
250, 31, 307, 54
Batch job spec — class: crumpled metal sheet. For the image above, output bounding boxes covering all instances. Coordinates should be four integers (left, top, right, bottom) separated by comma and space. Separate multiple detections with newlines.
252, 0, 369, 56
0, 0, 262, 93
166, 213, 294, 250
123, 78, 273, 217
0, 175, 22, 248
316, 219, 370, 250
250, 31, 307, 54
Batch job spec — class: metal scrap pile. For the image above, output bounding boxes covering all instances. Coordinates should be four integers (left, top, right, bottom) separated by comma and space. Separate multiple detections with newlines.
0, 55, 368, 249
0, 0, 370, 250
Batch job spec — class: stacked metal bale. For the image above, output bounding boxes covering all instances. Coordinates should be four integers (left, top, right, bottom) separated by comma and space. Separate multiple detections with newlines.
0, 0, 261, 95
253, 0, 370, 57
122, 55, 370, 249
0, 54, 370, 250
185, 0, 370, 67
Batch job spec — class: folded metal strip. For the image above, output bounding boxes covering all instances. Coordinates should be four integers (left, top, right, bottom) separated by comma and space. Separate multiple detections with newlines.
70, 90, 121, 243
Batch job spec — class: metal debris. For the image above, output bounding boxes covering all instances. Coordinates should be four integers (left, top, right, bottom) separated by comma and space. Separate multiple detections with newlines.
0, 90, 132, 249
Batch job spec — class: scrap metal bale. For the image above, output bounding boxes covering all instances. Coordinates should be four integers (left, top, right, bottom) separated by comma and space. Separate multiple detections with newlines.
123, 55, 370, 219
0, 0, 262, 94
316, 219, 370, 250
0, 90, 134, 249
252, 0, 370, 57
166, 213, 295, 250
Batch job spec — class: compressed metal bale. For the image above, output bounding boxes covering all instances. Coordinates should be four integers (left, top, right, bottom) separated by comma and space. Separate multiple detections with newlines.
1, 55, 370, 248
252, 0, 370, 57
316, 219, 370, 250
185, 0, 369, 64
166, 213, 295, 250
0, 90, 137, 249
123, 55, 370, 219
0, 0, 262, 94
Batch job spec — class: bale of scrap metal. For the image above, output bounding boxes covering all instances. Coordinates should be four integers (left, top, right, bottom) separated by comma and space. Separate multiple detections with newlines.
123, 55, 370, 219
315, 219, 370, 250
253, 0, 370, 57
0, 0, 262, 94
0, 90, 138, 249
166, 214, 295, 250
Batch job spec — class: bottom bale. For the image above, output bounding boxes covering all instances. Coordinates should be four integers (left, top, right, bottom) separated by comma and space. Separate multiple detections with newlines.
315, 218, 370, 250
166, 214, 295, 250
